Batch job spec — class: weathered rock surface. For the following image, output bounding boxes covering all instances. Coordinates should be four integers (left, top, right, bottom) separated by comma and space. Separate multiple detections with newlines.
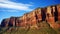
1, 4, 60, 29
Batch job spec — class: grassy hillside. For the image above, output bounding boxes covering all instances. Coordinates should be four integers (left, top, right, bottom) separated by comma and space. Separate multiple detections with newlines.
0, 21, 60, 34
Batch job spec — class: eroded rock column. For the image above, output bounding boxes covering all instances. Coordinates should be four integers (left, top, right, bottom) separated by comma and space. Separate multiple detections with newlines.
35, 8, 42, 23
46, 6, 55, 28
9, 17, 15, 27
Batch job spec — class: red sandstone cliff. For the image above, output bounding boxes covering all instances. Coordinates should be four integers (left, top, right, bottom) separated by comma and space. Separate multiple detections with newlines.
1, 4, 60, 29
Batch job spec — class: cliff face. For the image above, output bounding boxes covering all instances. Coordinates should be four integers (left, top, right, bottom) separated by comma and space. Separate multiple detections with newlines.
1, 5, 60, 29
1, 18, 10, 27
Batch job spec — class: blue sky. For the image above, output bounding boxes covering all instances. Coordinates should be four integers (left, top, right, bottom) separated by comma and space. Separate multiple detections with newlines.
0, 0, 60, 24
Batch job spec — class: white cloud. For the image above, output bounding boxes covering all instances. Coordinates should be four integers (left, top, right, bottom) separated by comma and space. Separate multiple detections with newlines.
0, 9, 20, 12
0, 0, 33, 12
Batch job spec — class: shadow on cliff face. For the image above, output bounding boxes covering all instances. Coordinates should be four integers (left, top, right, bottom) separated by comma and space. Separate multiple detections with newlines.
1, 19, 6, 27
41, 8, 46, 21
54, 6, 58, 22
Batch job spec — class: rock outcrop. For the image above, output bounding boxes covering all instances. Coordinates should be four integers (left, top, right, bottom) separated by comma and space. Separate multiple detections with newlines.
1, 18, 10, 27
1, 4, 60, 29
